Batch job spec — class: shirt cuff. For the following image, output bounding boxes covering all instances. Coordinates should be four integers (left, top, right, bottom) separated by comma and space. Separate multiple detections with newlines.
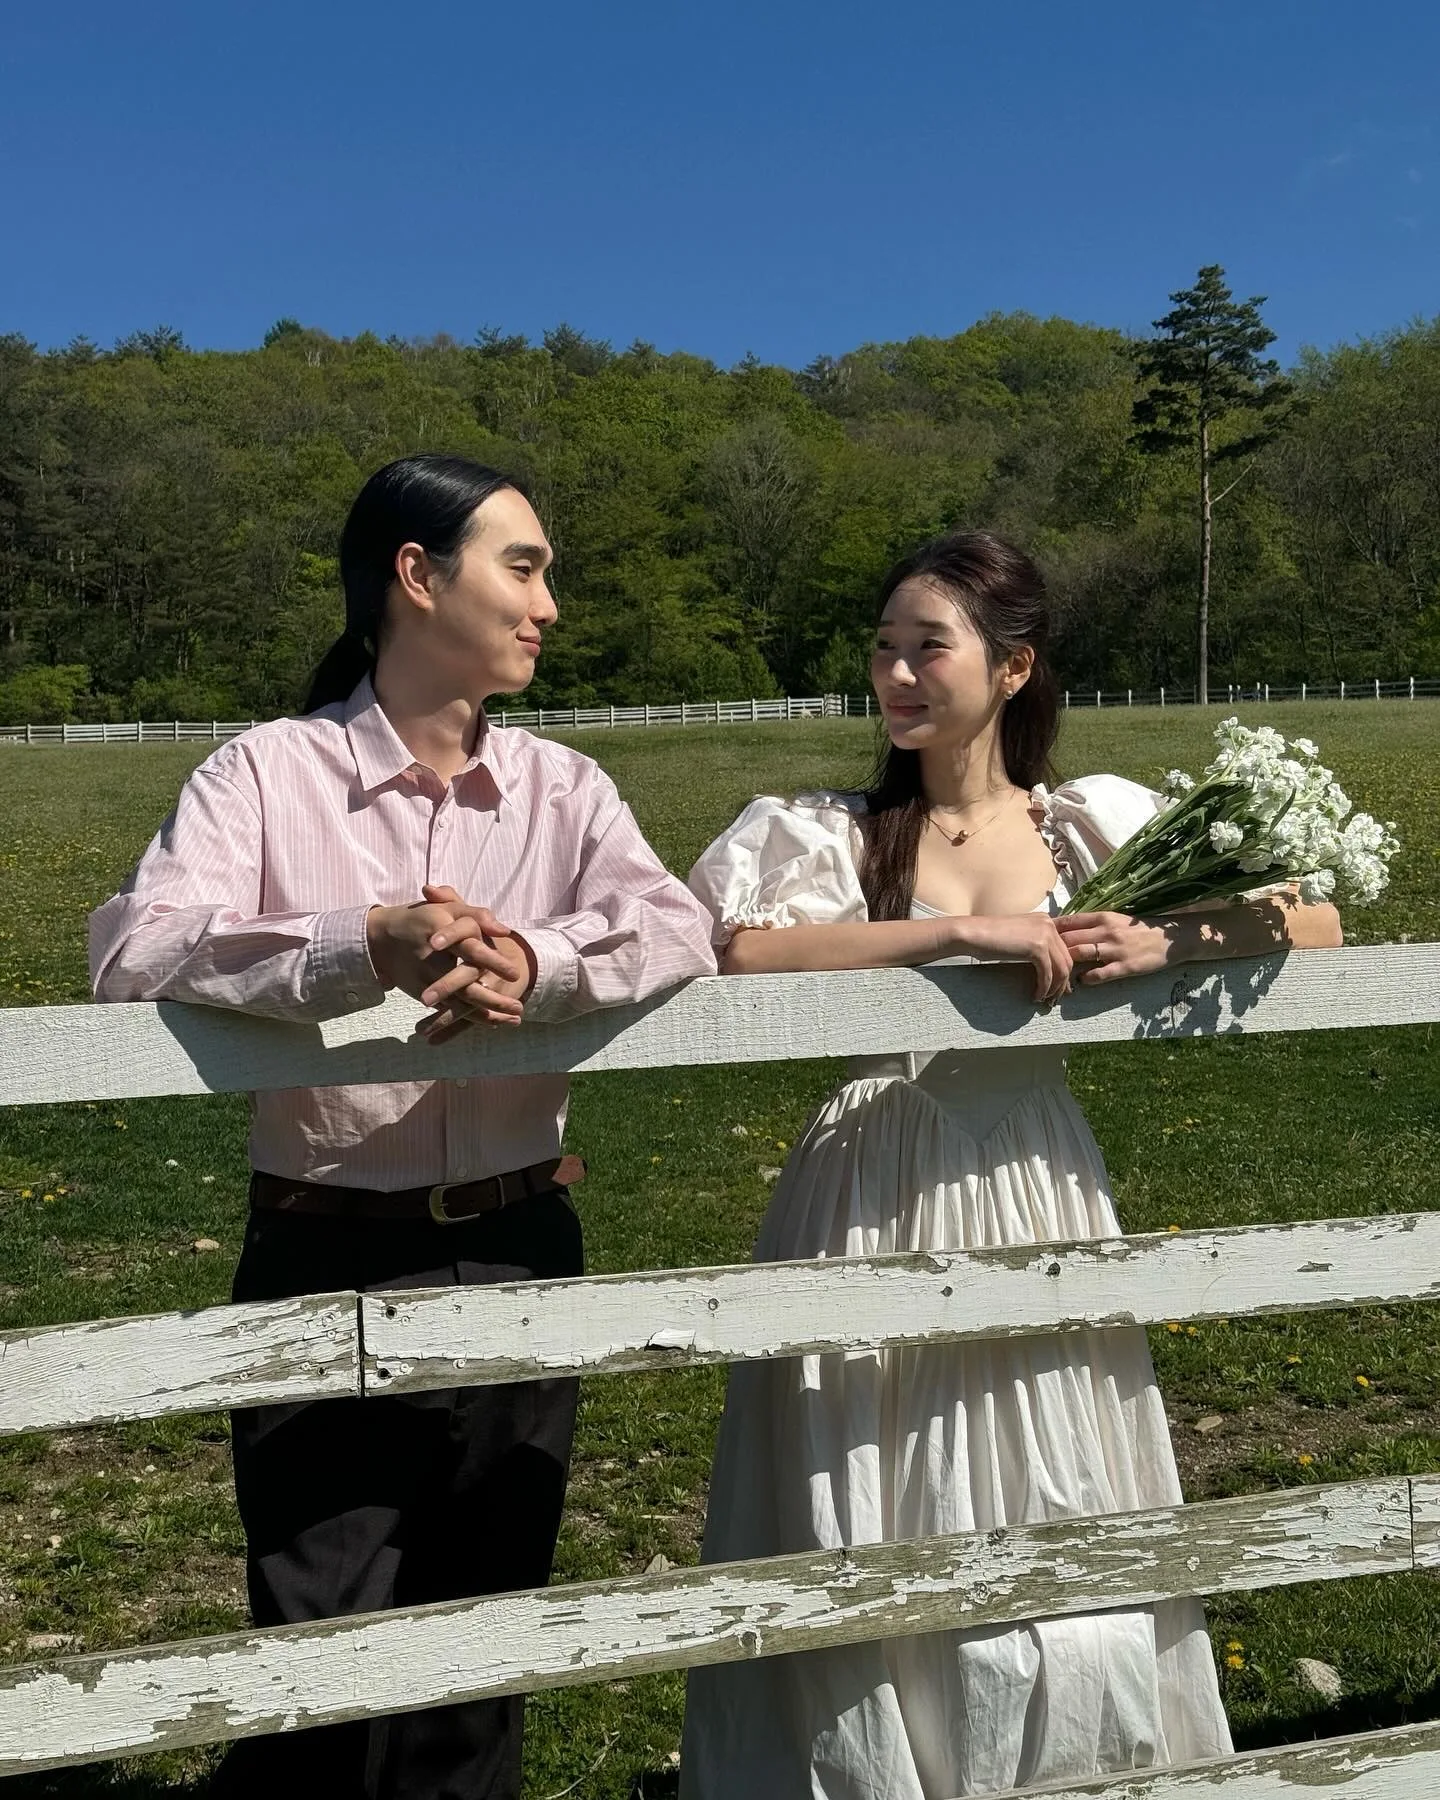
306, 906, 388, 1015
517, 925, 579, 1022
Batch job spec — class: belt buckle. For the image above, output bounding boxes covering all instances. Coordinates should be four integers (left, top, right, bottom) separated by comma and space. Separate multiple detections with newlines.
428, 1182, 464, 1225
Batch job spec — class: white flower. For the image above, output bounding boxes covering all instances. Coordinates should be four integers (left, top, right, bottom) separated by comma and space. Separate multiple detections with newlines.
1298, 869, 1336, 904
1238, 846, 1277, 873
1208, 821, 1244, 853
1163, 769, 1195, 795
1290, 737, 1320, 760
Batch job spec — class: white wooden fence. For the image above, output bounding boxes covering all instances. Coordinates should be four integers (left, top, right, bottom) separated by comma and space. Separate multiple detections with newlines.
2, 946, 1440, 1790
2, 679, 1435, 745
0, 696, 852, 745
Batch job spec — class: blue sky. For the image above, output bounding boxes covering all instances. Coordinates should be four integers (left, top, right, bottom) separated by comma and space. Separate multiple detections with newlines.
3, 0, 1437, 367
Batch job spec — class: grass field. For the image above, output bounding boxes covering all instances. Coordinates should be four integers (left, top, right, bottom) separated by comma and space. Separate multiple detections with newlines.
0, 701, 1436, 1796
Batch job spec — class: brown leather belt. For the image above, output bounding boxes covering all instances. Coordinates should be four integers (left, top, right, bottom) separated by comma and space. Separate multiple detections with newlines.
251, 1155, 586, 1225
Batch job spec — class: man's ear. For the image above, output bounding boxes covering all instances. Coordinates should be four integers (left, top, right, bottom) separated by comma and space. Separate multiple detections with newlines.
394, 542, 438, 616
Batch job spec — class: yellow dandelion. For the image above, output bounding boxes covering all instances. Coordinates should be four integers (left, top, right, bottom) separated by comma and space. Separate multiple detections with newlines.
774, 1140, 788, 1151
42, 1193, 55, 1204
1285, 1355, 1302, 1365
1167, 1224, 1182, 1233
1298, 1453, 1315, 1467
1186, 1326, 1199, 1337
650, 1155, 662, 1164
1355, 1374, 1371, 1389
20, 1188, 32, 1199
1225, 1653, 1245, 1671
1165, 1321, 1182, 1333
1226, 1639, 1244, 1652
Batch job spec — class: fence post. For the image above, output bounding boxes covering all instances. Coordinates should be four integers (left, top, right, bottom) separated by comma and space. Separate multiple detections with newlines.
172, 720, 179, 742
1412, 676, 1417, 700
26, 724, 32, 744
1265, 684, 1270, 703
644, 705, 651, 727
609, 705, 616, 727
1301, 683, 1306, 702
1340, 681, 1346, 700
786, 697, 794, 719
1095, 690, 1101, 708
1127, 689, 1132, 706
1375, 678, 1380, 700
1064, 691, 1070, 709
1160, 687, 1165, 708
62, 722, 70, 744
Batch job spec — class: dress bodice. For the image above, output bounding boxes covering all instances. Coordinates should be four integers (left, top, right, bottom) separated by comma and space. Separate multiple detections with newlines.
685, 774, 1169, 1125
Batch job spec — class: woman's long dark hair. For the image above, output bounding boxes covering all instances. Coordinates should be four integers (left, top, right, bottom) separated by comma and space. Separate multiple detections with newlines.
304, 454, 522, 712
860, 530, 1060, 921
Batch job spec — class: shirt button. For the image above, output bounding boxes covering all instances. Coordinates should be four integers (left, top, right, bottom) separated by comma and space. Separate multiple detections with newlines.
452, 1078, 468, 1089
454, 1166, 470, 1179
343, 989, 360, 1005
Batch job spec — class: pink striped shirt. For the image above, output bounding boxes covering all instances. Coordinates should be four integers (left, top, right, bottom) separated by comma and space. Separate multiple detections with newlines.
88, 679, 716, 1188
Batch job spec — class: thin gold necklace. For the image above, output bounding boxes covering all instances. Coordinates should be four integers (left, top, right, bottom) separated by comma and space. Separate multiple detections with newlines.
926, 792, 1015, 848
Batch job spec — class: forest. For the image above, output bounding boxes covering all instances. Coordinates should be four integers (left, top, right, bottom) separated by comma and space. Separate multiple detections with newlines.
1, 285, 1438, 721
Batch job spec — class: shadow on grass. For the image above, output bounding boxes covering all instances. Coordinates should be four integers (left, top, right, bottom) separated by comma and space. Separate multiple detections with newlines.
6, 1781, 203, 1797
630, 1773, 679, 1799
5, 1754, 218, 1796
1230, 1678, 1440, 1752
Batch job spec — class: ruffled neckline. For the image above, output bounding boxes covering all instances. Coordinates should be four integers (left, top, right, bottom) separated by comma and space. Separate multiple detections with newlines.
1027, 783, 1074, 898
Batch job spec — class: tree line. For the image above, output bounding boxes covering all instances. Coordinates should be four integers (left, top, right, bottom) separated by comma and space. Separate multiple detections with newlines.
1, 271, 1437, 723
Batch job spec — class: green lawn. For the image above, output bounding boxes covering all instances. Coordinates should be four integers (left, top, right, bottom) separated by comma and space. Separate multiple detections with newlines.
0, 702, 1436, 1795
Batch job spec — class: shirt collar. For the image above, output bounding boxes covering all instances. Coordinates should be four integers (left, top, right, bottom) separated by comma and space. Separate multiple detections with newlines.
344, 676, 510, 805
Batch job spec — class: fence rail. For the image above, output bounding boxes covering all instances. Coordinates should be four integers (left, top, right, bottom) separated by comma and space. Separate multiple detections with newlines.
2, 949, 1439, 1783
0, 1477, 1422, 1775
1, 678, 1435, 744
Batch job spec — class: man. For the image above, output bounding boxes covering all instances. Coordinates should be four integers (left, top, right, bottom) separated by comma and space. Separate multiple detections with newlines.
89, 455, 717, 1798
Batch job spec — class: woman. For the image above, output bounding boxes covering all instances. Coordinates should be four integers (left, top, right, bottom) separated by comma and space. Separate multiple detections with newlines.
680, 531, 1341, 1799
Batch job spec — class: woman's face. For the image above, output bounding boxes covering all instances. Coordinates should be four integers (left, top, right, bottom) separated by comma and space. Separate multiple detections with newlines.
870, 576, 1016, 753
416, 488, 558, 695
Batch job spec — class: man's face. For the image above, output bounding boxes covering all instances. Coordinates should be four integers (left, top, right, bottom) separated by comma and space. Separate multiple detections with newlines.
431, 488, 557, 696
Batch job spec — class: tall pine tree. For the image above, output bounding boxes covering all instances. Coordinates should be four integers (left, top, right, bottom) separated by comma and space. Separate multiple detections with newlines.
1134, 266, 1291, 703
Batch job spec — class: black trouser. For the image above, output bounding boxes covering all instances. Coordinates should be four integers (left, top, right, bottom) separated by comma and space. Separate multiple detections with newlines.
211, 1177, 584, 1800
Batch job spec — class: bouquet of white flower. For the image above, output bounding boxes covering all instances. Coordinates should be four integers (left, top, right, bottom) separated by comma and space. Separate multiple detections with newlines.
1060, 718, 1399, 918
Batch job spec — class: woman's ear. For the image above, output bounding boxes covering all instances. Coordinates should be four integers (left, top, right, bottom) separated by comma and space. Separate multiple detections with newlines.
394, 541, 438, 616
1002, 644, 1035, 699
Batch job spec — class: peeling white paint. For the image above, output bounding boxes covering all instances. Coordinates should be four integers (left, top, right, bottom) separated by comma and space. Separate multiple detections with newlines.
1013, 1717, 1440, 1798
362, 1214, 1440, 1394
0, 1477, 1418, 1774
0, 1295, 359, 1436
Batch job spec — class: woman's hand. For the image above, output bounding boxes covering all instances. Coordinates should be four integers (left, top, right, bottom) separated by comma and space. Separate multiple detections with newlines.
1054, 911, 1174, 985
955, 913, 1075, 1003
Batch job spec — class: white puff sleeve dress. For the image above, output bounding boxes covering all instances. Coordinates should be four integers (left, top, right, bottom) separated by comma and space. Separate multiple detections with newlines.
679, 779, 1231, 1800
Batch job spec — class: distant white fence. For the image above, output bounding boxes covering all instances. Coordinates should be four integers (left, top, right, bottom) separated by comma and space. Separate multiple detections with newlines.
0, 696, 850, 745
1, 679, 1435, 744
3, 945, 1440, 1790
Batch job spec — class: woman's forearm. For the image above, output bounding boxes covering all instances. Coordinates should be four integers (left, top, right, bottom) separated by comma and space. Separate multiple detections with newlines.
1169, 896, 1344, 960
722, 917, 959, 974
